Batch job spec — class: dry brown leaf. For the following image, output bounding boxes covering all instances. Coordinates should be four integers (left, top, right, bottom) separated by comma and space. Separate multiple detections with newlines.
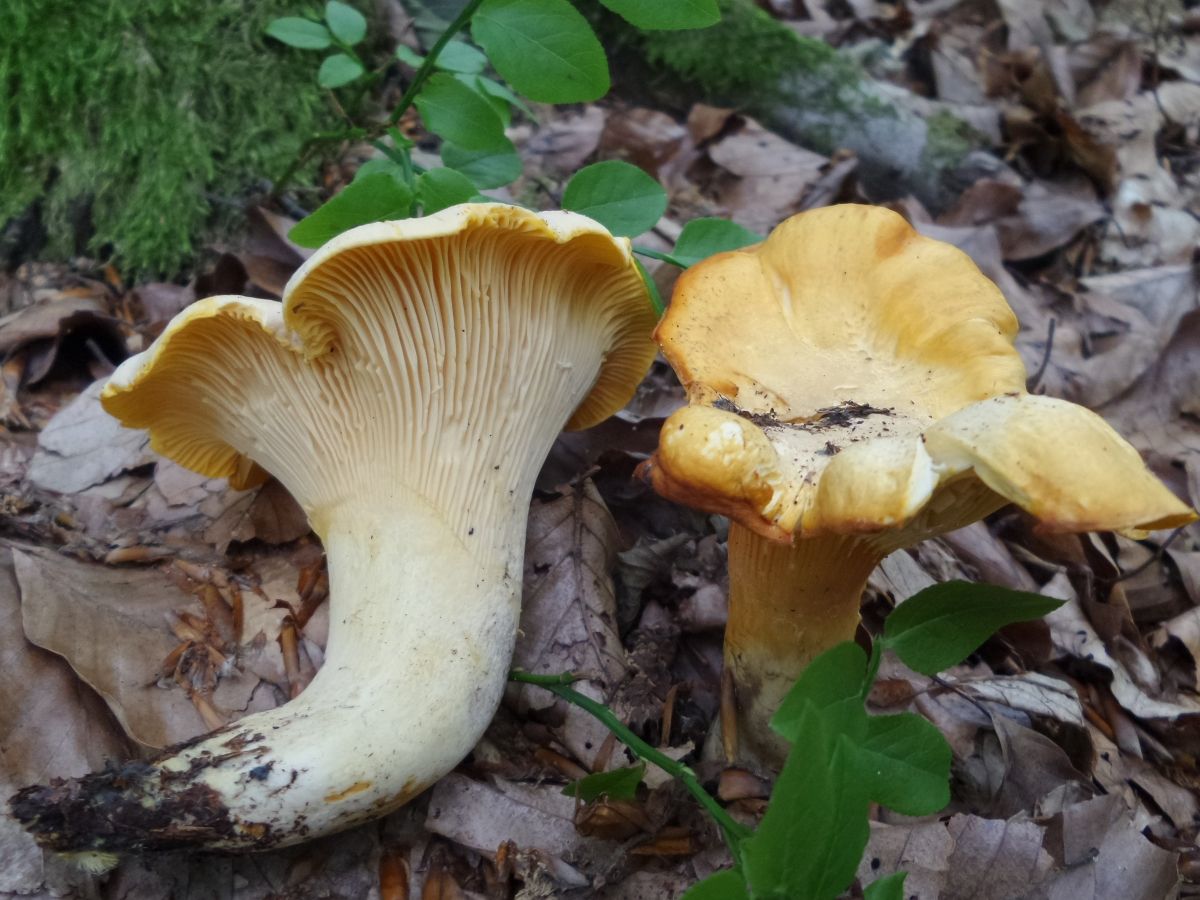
0, 545, 127, 895
944, 814, 1055, 898
703, 117, 827, 234
858, 821, 954, 899
425, 774, 591, 872
13, 544, 261, 748
511, 480, 628, 768
27, 379, 153, 494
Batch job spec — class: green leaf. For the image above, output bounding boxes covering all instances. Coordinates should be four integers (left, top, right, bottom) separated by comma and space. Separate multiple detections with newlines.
864, 872, 909, 900
473, 0, 609, 103
883, 581, 1064, 676
395, 44, 424, 67
671, 218, 761, 267
456, 74, 510, 127
681, 869, 750, 900
858, 713, 951, 816
635, 259, 664, 316
324, 1, 367, 45
562, 161, 667, 237
436, 40, 488, 74
318, 53, 365, 88
599, 0, 720, 30
562, 763, 645, 802
770, 641, 869, 742
289, 173, 414, 248
743, 703, 871, 899
414, 72, 505, 150
418, 167, 478, 213
266, 17, 331, 49
441, 139, 521, 188
476, 75, 535, 118
353, 158, 406, 182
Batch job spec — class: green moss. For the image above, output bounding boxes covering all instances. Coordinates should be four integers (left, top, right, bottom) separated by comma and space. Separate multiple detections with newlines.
633, 0, 860, 106
919, 110, 978, 172
0, 0, 342, 276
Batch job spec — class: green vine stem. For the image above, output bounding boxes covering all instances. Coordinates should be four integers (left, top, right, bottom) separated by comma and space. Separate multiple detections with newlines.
509, 669, 752, 855
388, 0, 488, 125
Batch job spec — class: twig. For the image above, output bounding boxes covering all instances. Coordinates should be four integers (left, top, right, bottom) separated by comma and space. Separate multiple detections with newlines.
1026, 317, 1056, 393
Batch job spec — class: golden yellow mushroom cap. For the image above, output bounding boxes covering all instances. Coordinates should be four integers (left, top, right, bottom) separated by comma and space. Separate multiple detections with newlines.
643, 204, 1196, 541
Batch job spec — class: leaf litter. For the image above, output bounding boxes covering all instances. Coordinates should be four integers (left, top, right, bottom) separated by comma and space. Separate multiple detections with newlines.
3, 0, 1200, 896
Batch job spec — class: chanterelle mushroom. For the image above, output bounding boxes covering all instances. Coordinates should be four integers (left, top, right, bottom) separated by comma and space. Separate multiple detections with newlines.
11, 204, 656, 853
640, 204, 1197, 763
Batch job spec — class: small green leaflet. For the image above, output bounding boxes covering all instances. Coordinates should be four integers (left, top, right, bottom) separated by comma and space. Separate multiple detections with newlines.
864, 872, 909, 900
635, 259, 664, 316
417, 168, 478, 214
743, 703, 871, 899
289, 172, 413, 248
441, 140, 522, 189
670, 218, 761, 267
318, 53, 364, 88
600, 0, 720, 30
883, 581, 1063, 676
562, 160, 667, 237
397, 41, 489, 75
562, 763, 645, 802
770, 641, 869, 742
858, 713, 950, 816
324, 0, 367, 45
680, 869, 750, 900
473, 0, 610, 104
415, 73, 505, 150
266, 17, 331, 49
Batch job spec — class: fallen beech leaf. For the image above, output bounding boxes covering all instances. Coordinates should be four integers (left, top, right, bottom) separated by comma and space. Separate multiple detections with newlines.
13, 544, 261, 748
28, 380, 153, 494
943, 814, 1054, 898
0, 545, 126, 894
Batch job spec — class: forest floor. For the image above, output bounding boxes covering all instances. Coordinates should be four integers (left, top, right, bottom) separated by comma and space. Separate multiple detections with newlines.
2, 0, 1200, 897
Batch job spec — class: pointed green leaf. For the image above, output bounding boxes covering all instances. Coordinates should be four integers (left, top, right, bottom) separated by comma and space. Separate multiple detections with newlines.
562, 763, 645, 802
671, 218, 761, 267
289, 173, 413, 247
599, 0, 720, 30
455, 74, 510, 127
417, 167, 478, 213
864, 872, 909, 900
743, 703, 871, 899
562, 160, 666, 237
266, 17, 331, 49
476, 75, 535, 118
325, 1, 367, 45
414, 72, 505, 150
473, 0, 609, 103
770, 641, 869, 742
858, 713, 951, 816
681, 869, 750, 900
395, 44, 424, 67
436, 40, 488, 74
441, 139, 521, 188
883, 581, 1064, 675
318, 53, 364, 88
353, 158, 406, 182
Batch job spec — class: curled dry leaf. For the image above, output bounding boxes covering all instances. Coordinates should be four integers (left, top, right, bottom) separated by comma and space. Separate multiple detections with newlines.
28, 379, 153, 494
512, 480, 628, 768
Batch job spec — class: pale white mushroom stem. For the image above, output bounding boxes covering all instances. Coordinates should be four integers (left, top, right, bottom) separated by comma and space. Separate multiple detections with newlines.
11, 205, 655, 853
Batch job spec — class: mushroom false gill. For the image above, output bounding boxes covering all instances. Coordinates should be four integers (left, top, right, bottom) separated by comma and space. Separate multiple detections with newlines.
10, 204, 657, 853
640, 204, 1197, 765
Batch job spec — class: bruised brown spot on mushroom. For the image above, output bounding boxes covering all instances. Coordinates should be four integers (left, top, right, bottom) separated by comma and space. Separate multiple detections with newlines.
323, 780, 373, 803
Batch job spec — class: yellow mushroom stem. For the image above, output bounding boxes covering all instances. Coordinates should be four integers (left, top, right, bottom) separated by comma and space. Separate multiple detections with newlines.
725, 477, 1006, 764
